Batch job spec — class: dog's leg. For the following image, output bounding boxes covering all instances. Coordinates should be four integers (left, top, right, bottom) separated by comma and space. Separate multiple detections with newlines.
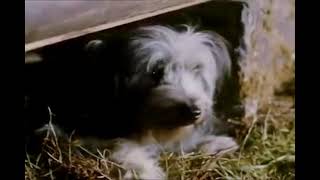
110, 139, 165, 180
198, 135, 239, 156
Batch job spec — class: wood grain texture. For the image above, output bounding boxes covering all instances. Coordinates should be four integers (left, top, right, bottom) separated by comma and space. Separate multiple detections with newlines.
25, 0, 211, 52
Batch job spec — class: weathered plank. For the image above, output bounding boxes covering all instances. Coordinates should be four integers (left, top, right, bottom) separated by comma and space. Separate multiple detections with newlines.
25, 0, 211, 52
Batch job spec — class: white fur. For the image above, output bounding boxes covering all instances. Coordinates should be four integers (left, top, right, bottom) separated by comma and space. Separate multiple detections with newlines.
109, 25, 238, 179
131, 25, 231, 95
41, 25, 238, 180
110, 140, 165, 180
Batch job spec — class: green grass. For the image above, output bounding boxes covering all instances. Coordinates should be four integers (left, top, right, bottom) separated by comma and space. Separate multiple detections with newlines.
25, 95, 294, 180
159, 96, 295, 180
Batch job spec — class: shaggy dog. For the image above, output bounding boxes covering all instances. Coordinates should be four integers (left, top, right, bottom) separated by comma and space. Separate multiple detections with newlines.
25, 25, 239, 179
85, 25, 238, 179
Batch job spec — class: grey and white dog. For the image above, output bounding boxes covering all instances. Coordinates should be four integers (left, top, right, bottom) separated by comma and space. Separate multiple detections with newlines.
99, 25, 239, 179
32, 24, 239, 179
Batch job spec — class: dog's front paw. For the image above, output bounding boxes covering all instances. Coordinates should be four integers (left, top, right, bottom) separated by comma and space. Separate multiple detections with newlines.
110, 140, 165, 180
123, 166, 165, 180
200, 136, 239, 156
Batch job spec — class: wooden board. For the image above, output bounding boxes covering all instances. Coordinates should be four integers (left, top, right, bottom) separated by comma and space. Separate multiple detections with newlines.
25, 0, 212, 52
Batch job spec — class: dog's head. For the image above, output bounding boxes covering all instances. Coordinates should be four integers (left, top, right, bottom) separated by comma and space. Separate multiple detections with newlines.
125, 25, 231, 129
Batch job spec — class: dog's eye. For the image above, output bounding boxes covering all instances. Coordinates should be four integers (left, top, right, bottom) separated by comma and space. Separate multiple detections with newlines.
151, 66, 164, 82
192, 64, 202, 71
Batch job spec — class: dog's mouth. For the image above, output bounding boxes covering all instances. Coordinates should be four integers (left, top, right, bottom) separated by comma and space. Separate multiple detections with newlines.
151, 119, 199, 129
139, 107, 205, 130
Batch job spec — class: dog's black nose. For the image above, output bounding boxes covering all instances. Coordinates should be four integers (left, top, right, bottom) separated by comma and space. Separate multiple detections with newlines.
191, 109, 201, 118
190, 106, 201, 119
179, 104, 201, 121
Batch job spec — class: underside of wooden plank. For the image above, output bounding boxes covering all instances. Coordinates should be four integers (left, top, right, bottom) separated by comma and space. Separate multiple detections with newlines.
25, 0, 213, 52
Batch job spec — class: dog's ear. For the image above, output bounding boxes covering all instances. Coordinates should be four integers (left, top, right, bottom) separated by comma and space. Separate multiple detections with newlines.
204, 31, 233, 91
206, 31, 232, 76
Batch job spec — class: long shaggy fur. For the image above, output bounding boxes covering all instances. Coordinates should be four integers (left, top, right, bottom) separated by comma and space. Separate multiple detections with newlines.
104, 25, 238, 179
29, 25, 239, 180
